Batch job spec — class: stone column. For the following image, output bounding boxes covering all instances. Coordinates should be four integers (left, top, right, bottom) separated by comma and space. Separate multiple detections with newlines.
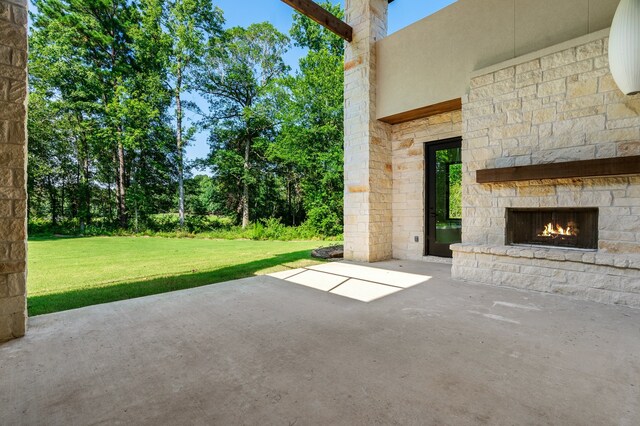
343, 0, 393, 262
0, 0, 28, 342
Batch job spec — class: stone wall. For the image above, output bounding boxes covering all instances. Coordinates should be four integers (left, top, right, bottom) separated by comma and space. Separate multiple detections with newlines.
0, 0, 28, 342
391, 112, 462, 260
452, 29, 640, 307
343, 0, 393, 262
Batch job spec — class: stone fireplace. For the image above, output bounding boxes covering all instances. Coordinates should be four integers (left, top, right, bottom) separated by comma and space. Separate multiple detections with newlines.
506, 208, 598, 250
341, 0, 634, 309
451, 29, 640, 307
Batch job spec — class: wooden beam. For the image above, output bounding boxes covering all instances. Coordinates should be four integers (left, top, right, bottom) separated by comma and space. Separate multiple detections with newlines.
281, 0, 353, 42
378, 98, 462, 125
476, 155, 640, 184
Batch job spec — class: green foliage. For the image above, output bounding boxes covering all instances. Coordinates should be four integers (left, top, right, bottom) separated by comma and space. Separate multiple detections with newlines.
29, 0, 177, 228
28, 1, 347, 240
145, 213, 233, 233
268, 4, 345, 234
448, 163, 462, 219
195, 23, 290, 228
183, 175, 219, 215
28, 215, 341, 240
435, 148, 462, 222
289, 1, 344, 56
156, 0, 225, 226
303, 205, 343, 237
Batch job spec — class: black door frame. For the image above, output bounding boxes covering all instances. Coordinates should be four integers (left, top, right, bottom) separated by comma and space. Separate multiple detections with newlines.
424, 137, 462, 257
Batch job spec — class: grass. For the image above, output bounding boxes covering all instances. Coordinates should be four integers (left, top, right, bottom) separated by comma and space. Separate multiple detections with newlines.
28, 236, 332, 316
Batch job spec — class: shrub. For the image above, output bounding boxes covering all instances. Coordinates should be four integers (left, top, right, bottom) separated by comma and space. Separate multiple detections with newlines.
28, 215, 342, 242
144, 213, 234, 233
303, 205, 343, 237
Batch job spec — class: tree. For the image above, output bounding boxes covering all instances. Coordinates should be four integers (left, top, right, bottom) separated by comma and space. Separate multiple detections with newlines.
196, 23, 290, 228
27, 1, 348, 237
31, 0, 142, 227
159, 0, 224, 227
30, 0, 105, 229
270, 2, 345, 235
27, 92, 72, 225
29, 0, 176, 230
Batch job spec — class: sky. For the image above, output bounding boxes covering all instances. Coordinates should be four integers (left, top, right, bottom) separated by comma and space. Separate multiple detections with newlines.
186, 0, 457, 169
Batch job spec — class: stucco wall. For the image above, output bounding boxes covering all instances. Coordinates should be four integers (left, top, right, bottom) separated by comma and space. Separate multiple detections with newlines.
377, 0, 620, 119
391, 112, 461, 260
0, 0, 28, 342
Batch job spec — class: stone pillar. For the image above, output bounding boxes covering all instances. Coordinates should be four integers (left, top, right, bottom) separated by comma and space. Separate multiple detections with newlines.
0, 0, 28, 342
343, 0, 393, 262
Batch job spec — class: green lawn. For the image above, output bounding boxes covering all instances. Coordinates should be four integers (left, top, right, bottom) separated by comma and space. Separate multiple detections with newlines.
28, 236, 329, 316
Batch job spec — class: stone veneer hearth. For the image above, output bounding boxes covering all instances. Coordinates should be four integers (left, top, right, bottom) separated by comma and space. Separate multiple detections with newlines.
451, 29, 640, 307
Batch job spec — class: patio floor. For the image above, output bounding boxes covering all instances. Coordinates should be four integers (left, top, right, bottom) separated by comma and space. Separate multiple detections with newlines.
1, 260, 639, 425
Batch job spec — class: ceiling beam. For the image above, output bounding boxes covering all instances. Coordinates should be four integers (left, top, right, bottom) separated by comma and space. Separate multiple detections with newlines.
281, 0, 353, 42
378, 98, 462, 125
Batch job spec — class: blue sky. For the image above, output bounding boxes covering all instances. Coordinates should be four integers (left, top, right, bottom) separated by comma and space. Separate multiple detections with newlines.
187, 0, 456, 169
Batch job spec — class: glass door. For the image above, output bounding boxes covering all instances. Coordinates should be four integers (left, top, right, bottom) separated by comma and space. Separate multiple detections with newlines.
425, 138, 462, 257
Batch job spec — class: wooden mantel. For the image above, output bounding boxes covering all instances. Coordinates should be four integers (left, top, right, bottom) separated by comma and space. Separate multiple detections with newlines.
476, 155, 640, 184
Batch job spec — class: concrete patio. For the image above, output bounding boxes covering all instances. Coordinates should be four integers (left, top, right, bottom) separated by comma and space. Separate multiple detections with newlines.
1, 260, 639, 425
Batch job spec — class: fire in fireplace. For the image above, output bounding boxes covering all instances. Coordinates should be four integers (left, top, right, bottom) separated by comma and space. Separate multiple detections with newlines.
535, 220, 578, 245
506, 208, 598, 250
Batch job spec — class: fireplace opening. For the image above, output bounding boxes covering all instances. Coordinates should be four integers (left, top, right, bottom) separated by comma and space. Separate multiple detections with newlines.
506, 208, 598, 250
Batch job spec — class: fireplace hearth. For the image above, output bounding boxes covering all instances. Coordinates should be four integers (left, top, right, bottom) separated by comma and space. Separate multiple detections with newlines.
506, 208, 598, 250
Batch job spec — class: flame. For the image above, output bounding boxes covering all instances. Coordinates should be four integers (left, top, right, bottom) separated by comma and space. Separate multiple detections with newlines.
539, 222, 576, 237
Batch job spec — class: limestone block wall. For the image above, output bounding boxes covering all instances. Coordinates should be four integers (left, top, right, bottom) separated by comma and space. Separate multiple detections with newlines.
0, 0, 28, 342
452, 29, 640, 307
391, 112, 461, 260
344, 0, 393, 262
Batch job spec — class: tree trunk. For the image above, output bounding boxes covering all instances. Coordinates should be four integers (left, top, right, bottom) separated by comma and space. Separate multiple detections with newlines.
241, 139, 250, 229
60, 180, 65, 221
117, 138, 127, 228
83, 153, 90, 225
47, 176, 58, 226
73, 161, 80, 221
79, 129, 91, 231
110, 43, 126, 228
176, 64, 185, 228
50, 193, 58, 226
107, 182, 113, 222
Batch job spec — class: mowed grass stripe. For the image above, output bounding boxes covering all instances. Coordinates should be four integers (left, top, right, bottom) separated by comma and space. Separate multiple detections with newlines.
28, 237, 327, 315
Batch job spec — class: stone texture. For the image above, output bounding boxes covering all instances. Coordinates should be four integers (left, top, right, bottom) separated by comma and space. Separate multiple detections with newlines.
343, 0, 392, 262
390, 112, 462, 260
453, 34, 640, 307
452, 244, 640, 308
0, 0, 27, 343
